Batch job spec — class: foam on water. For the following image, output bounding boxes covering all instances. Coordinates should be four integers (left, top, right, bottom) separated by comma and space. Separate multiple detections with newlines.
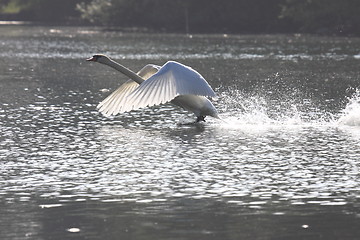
337, 90, 360, 126
216, 88, 360, 132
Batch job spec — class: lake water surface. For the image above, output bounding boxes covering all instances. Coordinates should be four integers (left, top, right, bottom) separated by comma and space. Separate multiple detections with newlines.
0, 25, 360, 239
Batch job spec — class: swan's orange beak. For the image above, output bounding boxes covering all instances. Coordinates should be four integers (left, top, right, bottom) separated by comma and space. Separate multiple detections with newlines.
86, 57, 96, 61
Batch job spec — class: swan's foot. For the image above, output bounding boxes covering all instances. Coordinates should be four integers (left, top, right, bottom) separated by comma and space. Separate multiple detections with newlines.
196, 116, 206, 122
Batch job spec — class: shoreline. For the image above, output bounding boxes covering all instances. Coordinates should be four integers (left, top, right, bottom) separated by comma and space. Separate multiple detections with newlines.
0, 20, 359, 38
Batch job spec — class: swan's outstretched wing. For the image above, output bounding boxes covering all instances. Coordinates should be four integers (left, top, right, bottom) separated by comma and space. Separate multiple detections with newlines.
97, 80, 138, 116
97, 64, 160, 116
136, 64, 160, 79
121, 61, 216, 112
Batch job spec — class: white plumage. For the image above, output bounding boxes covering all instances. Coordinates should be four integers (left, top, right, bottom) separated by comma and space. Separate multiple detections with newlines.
97, 64, 159, 116
87, 54, 219, 122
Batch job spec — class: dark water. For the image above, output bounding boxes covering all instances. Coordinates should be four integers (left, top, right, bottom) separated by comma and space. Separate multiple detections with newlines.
1, 25, 360, 239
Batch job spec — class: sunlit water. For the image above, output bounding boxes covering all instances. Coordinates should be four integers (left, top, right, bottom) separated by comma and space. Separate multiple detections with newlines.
0, 25, 360, 240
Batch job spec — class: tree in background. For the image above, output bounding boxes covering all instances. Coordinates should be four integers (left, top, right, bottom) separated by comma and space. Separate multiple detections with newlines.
280, 0, 360, 35
0, 0, 88, 22
76, 0, 360, 35
76, 0, 193, 31
76, 0, 288, 33
1, 0, 359, 35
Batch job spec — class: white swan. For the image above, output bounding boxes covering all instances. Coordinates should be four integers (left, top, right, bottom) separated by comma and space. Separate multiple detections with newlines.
86, 54, 219, 122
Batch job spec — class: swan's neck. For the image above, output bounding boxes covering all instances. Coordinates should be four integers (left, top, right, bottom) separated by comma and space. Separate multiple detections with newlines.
101, 58, 145, 84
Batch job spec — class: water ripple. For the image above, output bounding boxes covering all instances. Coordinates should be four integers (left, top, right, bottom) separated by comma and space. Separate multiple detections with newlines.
1, 99, 359, 207
0, 27, 360, 210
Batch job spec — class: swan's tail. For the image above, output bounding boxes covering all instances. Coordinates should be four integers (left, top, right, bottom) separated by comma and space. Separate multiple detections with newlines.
210, 112, 221, 120
210, 113, 230, 124
215, 115, 228, 124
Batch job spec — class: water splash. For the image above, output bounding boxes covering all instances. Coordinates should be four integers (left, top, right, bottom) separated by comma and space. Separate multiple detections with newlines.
216, 87, 360, 134
215, 88, 329, 131
337, 90, 360, 126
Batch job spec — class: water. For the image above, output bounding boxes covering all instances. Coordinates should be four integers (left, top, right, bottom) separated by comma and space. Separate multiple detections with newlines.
0, 25, 360, 240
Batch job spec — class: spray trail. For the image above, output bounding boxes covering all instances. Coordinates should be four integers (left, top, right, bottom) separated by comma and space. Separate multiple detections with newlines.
214, 87, 360, 131
337, 90, 360, 126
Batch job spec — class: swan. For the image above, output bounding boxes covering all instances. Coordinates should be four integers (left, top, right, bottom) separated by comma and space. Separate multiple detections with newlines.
86, 54, 219, 122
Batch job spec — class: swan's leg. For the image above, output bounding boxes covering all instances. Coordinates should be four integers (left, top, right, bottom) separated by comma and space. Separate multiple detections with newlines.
196, 116, 206, 122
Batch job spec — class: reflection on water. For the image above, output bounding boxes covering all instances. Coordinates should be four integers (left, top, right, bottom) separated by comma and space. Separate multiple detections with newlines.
0, 25, 360, 239
1, 25, 360, 62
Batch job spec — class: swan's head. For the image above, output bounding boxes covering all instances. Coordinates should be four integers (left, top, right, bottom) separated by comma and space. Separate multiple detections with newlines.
86, 54, 110, 63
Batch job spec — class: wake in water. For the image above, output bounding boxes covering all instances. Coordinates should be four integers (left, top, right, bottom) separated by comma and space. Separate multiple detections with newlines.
215, 88, 360, 129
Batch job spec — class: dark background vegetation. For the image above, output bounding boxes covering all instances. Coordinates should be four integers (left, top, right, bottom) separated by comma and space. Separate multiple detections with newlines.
0, 0, 359, 35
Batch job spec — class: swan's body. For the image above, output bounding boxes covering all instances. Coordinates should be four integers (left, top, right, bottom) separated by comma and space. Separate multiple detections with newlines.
87, 54, 219, 122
